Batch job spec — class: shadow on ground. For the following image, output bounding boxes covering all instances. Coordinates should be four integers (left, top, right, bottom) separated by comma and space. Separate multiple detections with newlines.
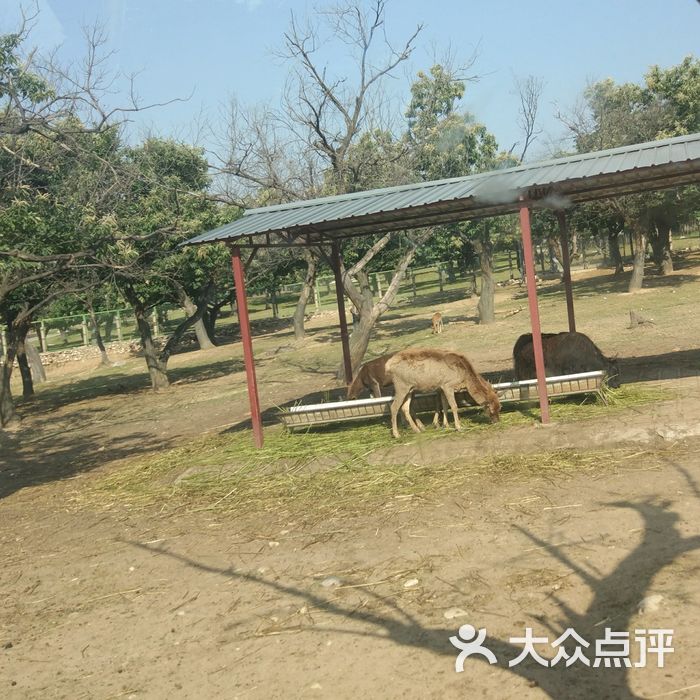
131, 460, 700, 699
0, 413, 176, 501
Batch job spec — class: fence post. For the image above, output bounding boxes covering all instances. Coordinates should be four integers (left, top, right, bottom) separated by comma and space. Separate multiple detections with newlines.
81, 315, 89, 346
153, 311, 160, 337
115, 311, 123, 341
0, 329, 6, 358
411, 274, 417, 299
376, 273, 382, 297
313, 283, 320, 312
438, 265, 444, 293
40, 321, 48, 352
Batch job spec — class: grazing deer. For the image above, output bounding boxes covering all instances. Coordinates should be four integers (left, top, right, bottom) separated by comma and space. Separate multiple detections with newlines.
513, 331, 620, 388
347, 354, 395, 399
431, 312, 443, 334
384, 349, 500, 438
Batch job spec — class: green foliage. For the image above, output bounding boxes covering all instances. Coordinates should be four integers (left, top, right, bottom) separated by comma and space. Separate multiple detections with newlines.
567, 57, 700, 257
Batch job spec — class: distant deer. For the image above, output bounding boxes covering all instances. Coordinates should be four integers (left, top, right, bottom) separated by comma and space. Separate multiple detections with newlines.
431, 312, 443, 334
384, 349, 500, 438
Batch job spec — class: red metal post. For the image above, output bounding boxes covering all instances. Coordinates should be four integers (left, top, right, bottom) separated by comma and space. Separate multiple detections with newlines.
231, 246, 264, 448
331, 241, 353, 385
557, 211, 576, 333
519, 204, 551, 424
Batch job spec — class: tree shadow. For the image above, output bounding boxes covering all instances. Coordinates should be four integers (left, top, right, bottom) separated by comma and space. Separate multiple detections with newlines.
618, 349, 700, 384
18, 358, 246, 416
0, 412, 175, 500
130, 464, 700, 698
519, 269, 698, 302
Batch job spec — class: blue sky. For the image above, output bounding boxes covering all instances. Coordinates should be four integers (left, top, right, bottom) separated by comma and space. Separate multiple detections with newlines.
2, 0, 699, 160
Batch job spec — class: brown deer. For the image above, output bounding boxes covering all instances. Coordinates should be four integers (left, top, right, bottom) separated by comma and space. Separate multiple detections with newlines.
347, 354, 395, 399
384, 349, 500, 438
513, 331, 620, 388
431, 312, 443, 334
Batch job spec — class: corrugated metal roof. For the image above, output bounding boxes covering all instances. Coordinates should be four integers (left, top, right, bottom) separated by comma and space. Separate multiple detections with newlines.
185, 132, 700, 247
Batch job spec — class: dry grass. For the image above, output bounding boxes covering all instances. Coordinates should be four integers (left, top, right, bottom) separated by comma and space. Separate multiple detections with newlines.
77, 383, 672, 520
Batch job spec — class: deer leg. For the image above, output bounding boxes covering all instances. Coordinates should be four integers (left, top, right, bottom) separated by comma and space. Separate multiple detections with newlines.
401, 393, 423, 433
390, 382, 410, 438
370, 377, 382, 398
440, 391, 450, 428
443, 387, 462, 431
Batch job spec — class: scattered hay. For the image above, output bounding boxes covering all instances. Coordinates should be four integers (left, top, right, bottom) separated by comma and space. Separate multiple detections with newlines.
77, 384, 672, 520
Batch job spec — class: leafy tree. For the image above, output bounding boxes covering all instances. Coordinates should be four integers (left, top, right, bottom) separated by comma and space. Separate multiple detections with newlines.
561, 57, 700, 289
406, 63, 501, 323
87, 138, 230, 390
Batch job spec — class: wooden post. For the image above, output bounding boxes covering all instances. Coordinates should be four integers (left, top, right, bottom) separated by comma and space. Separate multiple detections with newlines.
313, 283, 320, 312
115, 311, 123, 341
232, 246, 263, 448
331, 242, 353, 385
376, 273, 382, 297
519, 203, 550, 424
81, 315, 89, 346
153, 311, 160, 337
557, 211, 576, 333
438, 265, 444, 292
411, 273, 417, 299
0, 329, 6, 358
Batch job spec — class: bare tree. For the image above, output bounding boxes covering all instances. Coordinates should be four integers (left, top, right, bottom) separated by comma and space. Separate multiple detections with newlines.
213, 1, 423, 348
510, 75, 545, 162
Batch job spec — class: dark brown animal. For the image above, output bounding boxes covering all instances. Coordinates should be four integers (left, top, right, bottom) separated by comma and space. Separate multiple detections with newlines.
513, 331, 620, 388
347, 354, 395, 399
384, 349, 501, 438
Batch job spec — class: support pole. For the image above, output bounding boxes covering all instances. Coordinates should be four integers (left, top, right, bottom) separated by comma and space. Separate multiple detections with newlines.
519, 203, 550, 424
232, 246, 264, 448
331, 242, 353, 385
557, 211, 576, 333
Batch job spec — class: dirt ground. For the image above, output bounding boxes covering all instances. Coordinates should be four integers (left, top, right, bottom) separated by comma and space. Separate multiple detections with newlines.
2, 262, 700, 699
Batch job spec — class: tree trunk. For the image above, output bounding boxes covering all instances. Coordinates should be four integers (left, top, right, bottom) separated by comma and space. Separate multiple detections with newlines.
182, 292, 214, 350
160, 282, 215, 368
569, 228, 579, 259
335, 232, 429, 378
89, 307, 112, 365
292, 253, 317, 340
25, 340, 46, 385
342, 269, 375, 374
203, 298, 227, 346
122, 286, 170, 391
628, 223, 647, 292
608, 230, 624, 276
475, 228, 495, 324
103, 313, 115, 342
649, 221, 673, 275
0, 360, 16, 427
11, 318, 34, 398
547, 235, 563, 274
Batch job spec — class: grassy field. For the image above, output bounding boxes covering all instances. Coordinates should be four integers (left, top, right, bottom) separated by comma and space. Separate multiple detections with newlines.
31, 228, 700, 352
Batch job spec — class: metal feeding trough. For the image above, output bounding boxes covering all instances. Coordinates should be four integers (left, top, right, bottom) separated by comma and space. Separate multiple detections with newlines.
279, 371, 605, 430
